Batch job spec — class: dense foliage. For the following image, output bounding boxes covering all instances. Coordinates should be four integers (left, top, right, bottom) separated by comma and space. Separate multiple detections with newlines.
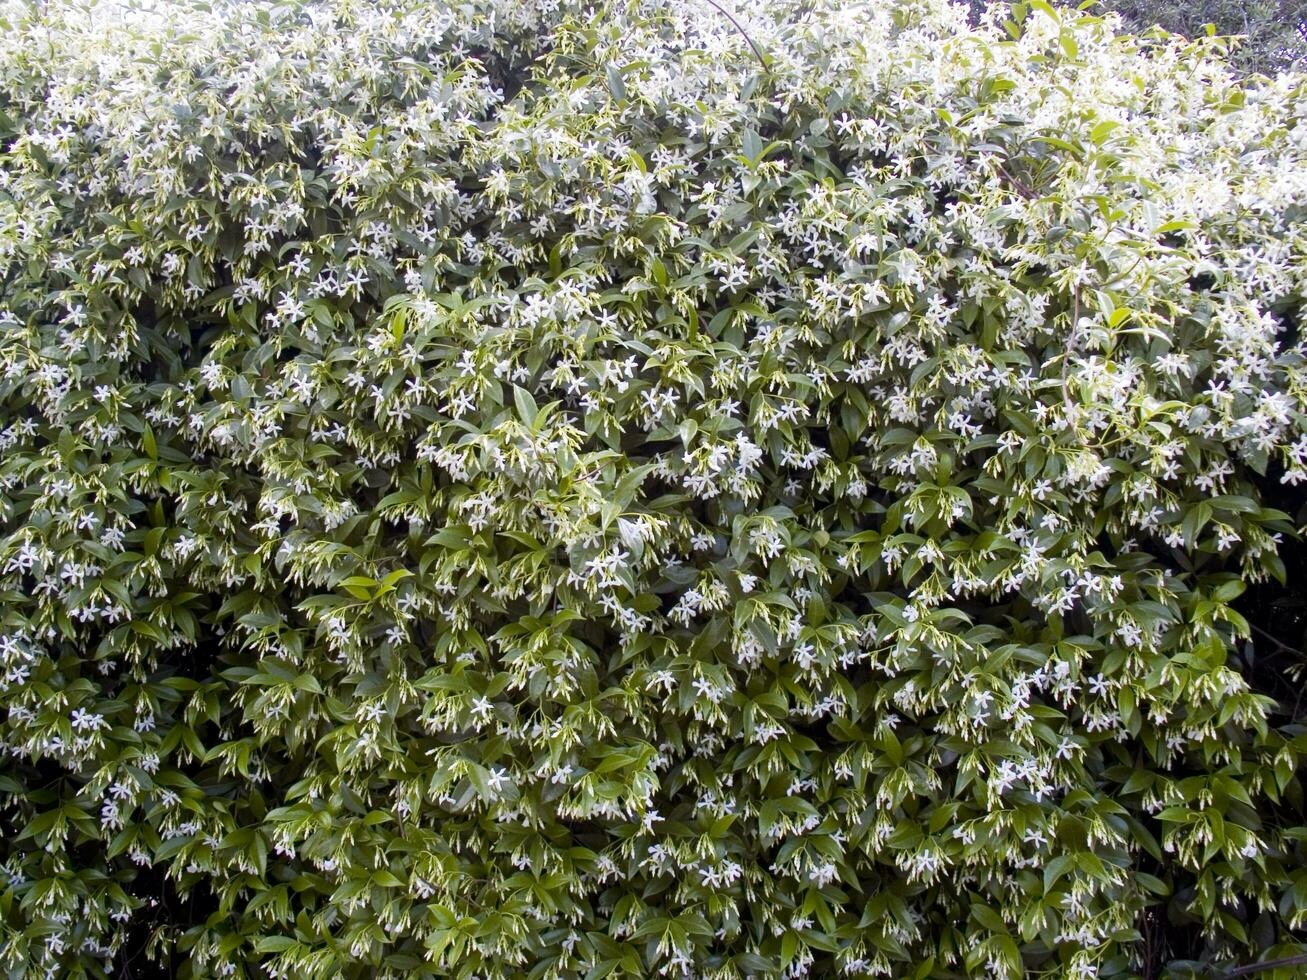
1095, 0, 1307, 75
1, 0, 1306, 976
974, 0, 1307, 76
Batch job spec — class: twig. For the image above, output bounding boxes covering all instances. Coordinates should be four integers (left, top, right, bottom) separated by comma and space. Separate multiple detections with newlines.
1218, 953, 1307, 979
698, 0, 769, 71
1247, 622, 1303, 661
995, 163, 1038, 201
1243, 623, 1307, 721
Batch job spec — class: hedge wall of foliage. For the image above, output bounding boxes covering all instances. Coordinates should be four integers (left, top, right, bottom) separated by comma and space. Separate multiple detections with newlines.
1, 0, 1306, 976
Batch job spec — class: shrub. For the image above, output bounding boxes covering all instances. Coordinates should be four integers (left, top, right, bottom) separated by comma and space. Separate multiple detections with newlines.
0, 0, 1306, 976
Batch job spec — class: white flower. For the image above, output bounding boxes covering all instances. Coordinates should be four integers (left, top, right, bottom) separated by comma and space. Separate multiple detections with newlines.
69, 708, 107, 733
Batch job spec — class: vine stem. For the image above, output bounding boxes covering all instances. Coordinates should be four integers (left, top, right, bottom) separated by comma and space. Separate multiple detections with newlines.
1218, 953, 1307, 979
1247, 622, 1302, 660
698, 0, 769, 71
995, 162, 1037, 200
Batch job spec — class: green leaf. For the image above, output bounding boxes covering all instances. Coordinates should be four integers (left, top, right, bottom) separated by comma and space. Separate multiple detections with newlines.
513, 385, 538, 426
606, 64, 627, 102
